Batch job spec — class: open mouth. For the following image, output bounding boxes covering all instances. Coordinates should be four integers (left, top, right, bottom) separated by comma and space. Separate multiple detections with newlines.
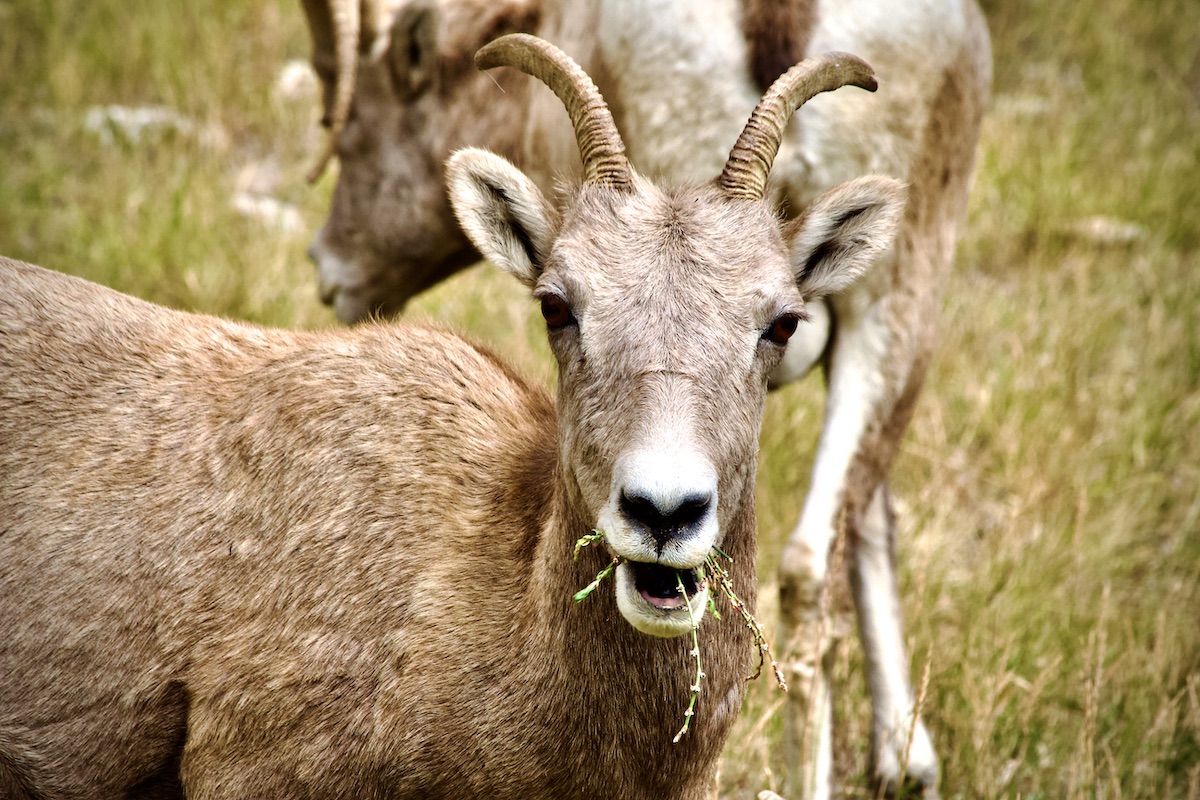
629, 561, 701, 610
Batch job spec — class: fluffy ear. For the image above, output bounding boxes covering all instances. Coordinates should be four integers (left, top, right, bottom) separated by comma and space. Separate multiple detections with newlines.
785, 175, 906, 299
388, 0, 439, 98
446, 148, 556, 286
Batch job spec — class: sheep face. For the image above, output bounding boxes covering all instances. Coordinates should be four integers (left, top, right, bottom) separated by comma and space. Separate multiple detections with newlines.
448, 149, 903, 637
546, 184, 795, 638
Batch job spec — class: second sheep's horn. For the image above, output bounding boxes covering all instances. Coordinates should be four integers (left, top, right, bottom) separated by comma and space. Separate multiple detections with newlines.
720, 51, 878, 201
301, 0, 374, 183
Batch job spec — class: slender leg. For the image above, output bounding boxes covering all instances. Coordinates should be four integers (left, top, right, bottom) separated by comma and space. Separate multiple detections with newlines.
777, 293, 892, 800
776, 287, 940, 799
853, 483, 939, 796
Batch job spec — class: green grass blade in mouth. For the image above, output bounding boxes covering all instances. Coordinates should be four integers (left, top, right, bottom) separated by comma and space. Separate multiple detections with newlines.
573, 555, 620, 603
573, 529, 606, 561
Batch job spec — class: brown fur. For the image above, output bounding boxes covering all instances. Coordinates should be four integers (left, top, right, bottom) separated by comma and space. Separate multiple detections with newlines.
437, 0, 540, 81
740, 0, 818, 91
0, 255, 756, 798
0, 67, 905, 784
839, 1, 993, 517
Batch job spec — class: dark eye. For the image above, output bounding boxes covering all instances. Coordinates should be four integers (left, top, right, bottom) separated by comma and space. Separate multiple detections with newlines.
763, 313, 800, 345
540, 293, 576, 329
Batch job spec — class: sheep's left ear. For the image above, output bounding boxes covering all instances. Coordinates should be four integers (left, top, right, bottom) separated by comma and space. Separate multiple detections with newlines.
785, 175, 906, 299
447, 148, 557, 287
387, 0, 439, 98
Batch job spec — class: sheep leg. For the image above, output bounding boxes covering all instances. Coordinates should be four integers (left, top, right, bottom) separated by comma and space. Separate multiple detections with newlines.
775, 294, 938, 799
776, 299, 884, 800
852, 482, 939, 798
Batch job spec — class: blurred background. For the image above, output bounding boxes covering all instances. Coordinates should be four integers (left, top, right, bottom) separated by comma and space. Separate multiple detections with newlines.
1, 0, 1197, 796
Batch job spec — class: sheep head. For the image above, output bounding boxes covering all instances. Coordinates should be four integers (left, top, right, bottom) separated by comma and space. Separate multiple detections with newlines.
301, 0, 539, 322
448, 34, 904, 638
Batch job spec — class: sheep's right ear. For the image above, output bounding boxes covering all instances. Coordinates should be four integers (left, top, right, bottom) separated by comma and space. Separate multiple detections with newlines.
785, 175, 906, 300
447, 148, 556, 287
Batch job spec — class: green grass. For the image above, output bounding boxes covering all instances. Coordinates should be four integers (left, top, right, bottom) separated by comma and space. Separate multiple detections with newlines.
1, 0, 1197, 797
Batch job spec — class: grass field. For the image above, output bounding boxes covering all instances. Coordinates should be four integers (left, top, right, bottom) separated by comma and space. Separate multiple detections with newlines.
1, 0, 1197, 797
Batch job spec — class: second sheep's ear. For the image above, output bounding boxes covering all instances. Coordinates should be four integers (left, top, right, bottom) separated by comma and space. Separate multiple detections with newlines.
388, 0, 439, 98
446, 148, 557, 287
785, 175, 906, 299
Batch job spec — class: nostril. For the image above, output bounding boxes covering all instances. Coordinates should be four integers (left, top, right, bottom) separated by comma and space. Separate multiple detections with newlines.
668, 495, 712, 528
619, 489, 713, 544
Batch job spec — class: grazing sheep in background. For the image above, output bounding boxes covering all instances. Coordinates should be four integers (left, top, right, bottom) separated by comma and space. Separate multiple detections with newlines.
300, 1, 990, 795
301, 0, 540, 320
0, 35, 902, 799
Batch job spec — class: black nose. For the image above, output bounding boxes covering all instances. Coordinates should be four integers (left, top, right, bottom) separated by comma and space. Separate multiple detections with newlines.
619, 489, 713, 547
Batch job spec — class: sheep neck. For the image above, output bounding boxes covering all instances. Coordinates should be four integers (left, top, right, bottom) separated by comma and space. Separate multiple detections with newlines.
498, 446, 758, 797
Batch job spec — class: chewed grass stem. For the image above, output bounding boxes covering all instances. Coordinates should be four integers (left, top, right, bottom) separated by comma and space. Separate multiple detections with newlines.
705, 552, 787, 691
672, 570, 704, 743
573, 555, 619, 603
573, 529, 606, 561
572, 530, 619, 603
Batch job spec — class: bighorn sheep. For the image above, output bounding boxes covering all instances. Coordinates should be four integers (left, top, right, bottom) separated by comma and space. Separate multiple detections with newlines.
0, 35, 903, 798
300, 1, 990, 797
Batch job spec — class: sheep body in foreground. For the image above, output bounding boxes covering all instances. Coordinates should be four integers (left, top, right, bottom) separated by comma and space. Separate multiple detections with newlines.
0, 255, 561, 795
0, 36, 902, 798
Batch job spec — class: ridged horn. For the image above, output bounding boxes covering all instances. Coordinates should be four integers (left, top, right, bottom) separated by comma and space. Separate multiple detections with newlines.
302, 0, 367, 183
476, 34, 632, 189
720, 51, 877, 201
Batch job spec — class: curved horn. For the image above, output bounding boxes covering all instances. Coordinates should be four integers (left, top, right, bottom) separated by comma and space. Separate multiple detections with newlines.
303, 0, 365, 183
475, 33, 632, 189
719, 51, 877, 201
